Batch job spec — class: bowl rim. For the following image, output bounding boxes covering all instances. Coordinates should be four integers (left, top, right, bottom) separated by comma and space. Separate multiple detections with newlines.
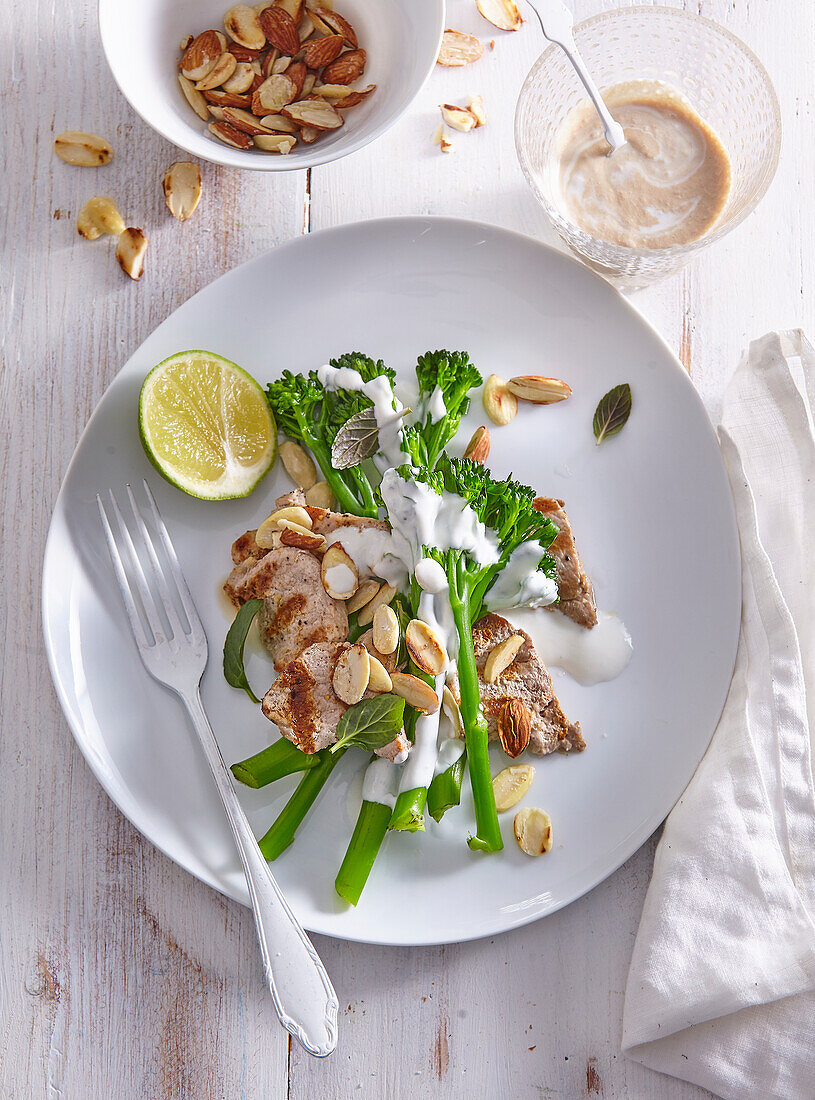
97, 0, 445, 172
514, 4, 783, 260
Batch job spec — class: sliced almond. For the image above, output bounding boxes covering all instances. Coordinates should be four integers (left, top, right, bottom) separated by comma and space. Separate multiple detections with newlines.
506, 376, 572, 404
178, 73, 211, 121
299, 13, 315, 41
256, 505, 312, 547
53, 131, 113, 167
275, 0, 304, 20
496, 698, 532, 757
299, 125, 320, 143
442, 684, 463, 737
223, 105, 275, 134
493, 764, 534, 812
224, 5, 267, 49
321, 543, 359, 599
406, 619, 447, 675
483, 373, 518, 425
115, 228, 148, 281
463, 424, 490, 463
162, 161, 202, 222
346, 578, 380, 614
228, 42, 266, 61
258, 5, 301, 54
357, 583, 397, 628
432, 123, 444, 146
514, 807, 553, 856
314, 6, 357, 47
279, 440, 318, 488
372, 604, 399, 655
222, 60, 256, 93
484, 633, 525, 683
77, 196, 125, 240
281, 97, 343, 130
358, 627, 397, 674
390, 672, 440, 715
332, 643, 370, 704
179, 33, 195, 51
204, 88, 253, 109
312, 82, 357, 99
440, 131, 453, 154
259, 113, 300, 133
181, 30, 224, 80
301, 72, 317, 96
208, 119, 254, 148
321, 47, 365, 85
253, 133, 297, 152
195, 51, 238, 90
440, 103, 477, 132
302, 33, 344, 68
272, 53, 293, 75
366, 654, 393, 694
279, 523, 325, 550
476, 0, 523, 31
284, 60, 307, 98
207, 105, 226, 120
334, 84, 376, 109
437, 29, 484, 67
469, 94, 488, 127
253, 73, 296, 113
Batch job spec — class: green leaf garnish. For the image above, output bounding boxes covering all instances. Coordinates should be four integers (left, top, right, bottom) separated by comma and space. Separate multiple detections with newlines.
330, 694, 406, 755
223, 598, 263, 703
593, 383, 632, 446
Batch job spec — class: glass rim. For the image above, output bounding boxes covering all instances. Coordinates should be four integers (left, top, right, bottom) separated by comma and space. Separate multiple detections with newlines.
514, 5, 783, 262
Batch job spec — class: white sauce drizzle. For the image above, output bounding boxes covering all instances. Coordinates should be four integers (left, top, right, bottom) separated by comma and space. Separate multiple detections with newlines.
316, 362, 406, 472
434, 737, 465, 777
323, 562, 356, 594
427, 385, 447, 421
485, 541, 559, 611
398, 672, 446, 793
361, 756, 401, 809
509, 607, 632, 685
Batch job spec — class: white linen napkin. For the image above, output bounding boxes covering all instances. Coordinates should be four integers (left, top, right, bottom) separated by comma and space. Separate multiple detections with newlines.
621, 331, 815, 1100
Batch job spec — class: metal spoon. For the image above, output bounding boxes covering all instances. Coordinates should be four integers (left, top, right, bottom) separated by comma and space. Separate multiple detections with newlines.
527, 0, 627, 154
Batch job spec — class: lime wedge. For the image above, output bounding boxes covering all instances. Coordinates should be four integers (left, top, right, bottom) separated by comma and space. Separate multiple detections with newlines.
139, 351, 277, 500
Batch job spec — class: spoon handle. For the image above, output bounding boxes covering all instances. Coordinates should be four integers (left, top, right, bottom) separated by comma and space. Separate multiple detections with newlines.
527, 0, 627, 152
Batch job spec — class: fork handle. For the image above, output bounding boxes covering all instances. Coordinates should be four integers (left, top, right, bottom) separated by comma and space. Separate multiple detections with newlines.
182, 689, 339, 1057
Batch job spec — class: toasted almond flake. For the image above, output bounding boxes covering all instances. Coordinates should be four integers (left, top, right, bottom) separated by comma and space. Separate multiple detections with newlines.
223, 105, 276, 134
484, 633, 525, 682
254, 133, 297, 152
115, 227, 148, 280
54, 131, 113, 167
390, 672, 440, 715
442, 684, 463, 737
225, 5, 267, 49
514, 807, 553, 855
314, 6, 357, 47
208, 119, 254, 148
358, 627, 397, 674
179, 33, 195, 50
405, 618, 447, 675
321, 542, 359, 599
372, 604, 399, 655
299, 125, 320, 143
476, 0, 523, 31
181, 30, 224, 80
483, 373, 518, 425
493, 764, 535, 812
357, 583, 397, 627
222, 60, 256, 93
279, 440, 318, 488
207, 105, 226, 120
259, 113, 300, 133
301, 72, 317, 96
254, 73, 296, 113
497, 698, 532, 757
282, 97, 343, 130
440, 103, 477, 132
332, 643, 370, 704
367, 654, 393, 694
275, 0, 304, 20
333, 84, 375, 109
77, 196, 125, 240
463, 424, 490, 463
468, 94, 487, 127
312, 82, 355, 99
272, 53, 293, 74
346, 578, 380, 614
195, 51, 238, 90
506, 375, 572, 404
284, 60, 307, 98
440, 131, 453, 153
162, 161, 202, 222
204, 88, 253, 109
432, 123, 444, 146
305, 481, 335, 509
178, 73, 211, 120
256, 505, 313, 547
437, 29, 483, 67
279, 523, 325, 550
299, 13, 315, 41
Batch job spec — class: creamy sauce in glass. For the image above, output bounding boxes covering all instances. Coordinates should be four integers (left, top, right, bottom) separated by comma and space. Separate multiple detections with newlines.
556, 80, 732, 249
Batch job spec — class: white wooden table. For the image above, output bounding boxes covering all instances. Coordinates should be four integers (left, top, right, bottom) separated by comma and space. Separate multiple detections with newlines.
2, 1, 812, 1096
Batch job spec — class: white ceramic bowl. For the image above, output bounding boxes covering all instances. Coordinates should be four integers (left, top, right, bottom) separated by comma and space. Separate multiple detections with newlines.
99, 0, 444, 171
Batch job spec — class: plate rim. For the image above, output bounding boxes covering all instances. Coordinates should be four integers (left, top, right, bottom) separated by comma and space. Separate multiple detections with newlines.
42, 215, 742, 945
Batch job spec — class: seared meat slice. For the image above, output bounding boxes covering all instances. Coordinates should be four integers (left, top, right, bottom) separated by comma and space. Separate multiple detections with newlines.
375, 731, 409, 762
276, 488, 307, 508
231, 529, 265, 564
224, 546, 348, 670
262, 642, 349, 753
472, 613, 584, 755
533, 497, 597, 629
307, 508, 390, 537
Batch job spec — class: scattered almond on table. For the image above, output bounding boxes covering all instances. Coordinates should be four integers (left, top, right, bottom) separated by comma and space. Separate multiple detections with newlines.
476, 0, 524, 33
177, 2, 376, 155
162, 161, 203, 222
437, 29, 484, 67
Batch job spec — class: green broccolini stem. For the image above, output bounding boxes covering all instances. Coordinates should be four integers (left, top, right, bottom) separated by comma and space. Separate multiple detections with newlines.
335, 800, 392, 905
427, 749, 466, 822
258, 747, 347, 860
230, 738, 320, 789
447, 554, 503, 853
389, 786, 428, 832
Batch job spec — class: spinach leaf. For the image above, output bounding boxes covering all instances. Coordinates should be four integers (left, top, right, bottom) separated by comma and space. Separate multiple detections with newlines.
329, 694, 406, 755
223, 598, 263, 704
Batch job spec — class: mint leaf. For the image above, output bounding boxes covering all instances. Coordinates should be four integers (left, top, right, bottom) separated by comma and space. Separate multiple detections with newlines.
330, 694, 406, 754
223, 599, 263, 703
593, 383, 632, 445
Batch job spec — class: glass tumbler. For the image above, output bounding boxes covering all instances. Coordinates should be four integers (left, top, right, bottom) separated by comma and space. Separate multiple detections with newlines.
515, 7, 781, 289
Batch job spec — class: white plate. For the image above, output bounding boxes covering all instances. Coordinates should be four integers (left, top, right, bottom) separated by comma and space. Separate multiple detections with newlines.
42, 217, 740, 945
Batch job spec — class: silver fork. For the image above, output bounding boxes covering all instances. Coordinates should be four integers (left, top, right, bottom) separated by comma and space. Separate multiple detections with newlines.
97, 480, 338, 1057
